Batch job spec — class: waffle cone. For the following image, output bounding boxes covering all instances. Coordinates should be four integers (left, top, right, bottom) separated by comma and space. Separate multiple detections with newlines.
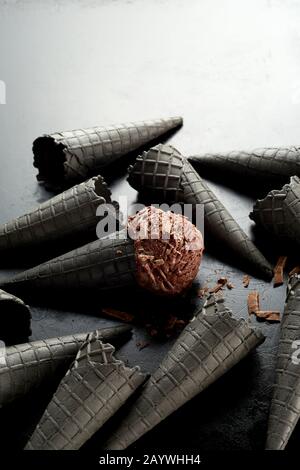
0, 176, 117, 256
103, 295, 264, 449
1, 235, 136, 294
33, 117, 183, 187
25, 334, 146, 450
250, 176, 300, 246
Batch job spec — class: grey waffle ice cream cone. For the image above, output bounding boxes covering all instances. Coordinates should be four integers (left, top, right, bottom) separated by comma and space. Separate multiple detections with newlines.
1, 233, 136, 294
0, 176, 118, 256
0, 324, 131, 408
128, 144, 273, 279
266, 274, 300, 450
0, 289, 31, 341
250, 176, 300, 246
33, 116, 183, 188
25, 334, 146, 450
103, 295, 265, 450
2, 205, 203, 297
188, 146, 300, 183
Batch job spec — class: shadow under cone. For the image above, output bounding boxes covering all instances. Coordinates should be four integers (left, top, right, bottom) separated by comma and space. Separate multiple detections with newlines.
25, 334, 146, 450
128, 144, 273, 279
266, 275, 300, 450
103, 295, 265, 450
0, 325, 131, 408
0, 289, 31, 342
33, 117, 183, 188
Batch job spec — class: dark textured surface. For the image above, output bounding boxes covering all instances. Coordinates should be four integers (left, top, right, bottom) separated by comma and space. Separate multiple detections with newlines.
0, 326, 131, 408
250, 176, 300, 246
0, 0, 300, 451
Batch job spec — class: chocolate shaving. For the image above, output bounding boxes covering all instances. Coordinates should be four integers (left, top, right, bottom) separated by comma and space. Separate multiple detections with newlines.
136, 341, 150, 351
164, 315, 188, 337
243, 275, 251, 288
289, 265, 300, 277
102, 308, 135, 323
247, 291, 280, 322
247, 291, 260, 316
273, 256, 287, 287
255, 311, 280, 322
209, 284, 223, 294
174, 319, 186, 328
209, 277, 228, 294
197, 286, 209, 298
226, 282, 235, 290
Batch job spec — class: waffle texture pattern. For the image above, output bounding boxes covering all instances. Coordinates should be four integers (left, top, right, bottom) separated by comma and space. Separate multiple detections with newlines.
250, 176, 300, 246
266, 275, 300, 449
26, 334, 145, 450
103, 295, 265, 449
128, 144, 273, 279
2, 236, 136, 292
0, 325, 130, 408
33, 117, 183, 184
0, 176, 112, 252
189, 147, 300, 181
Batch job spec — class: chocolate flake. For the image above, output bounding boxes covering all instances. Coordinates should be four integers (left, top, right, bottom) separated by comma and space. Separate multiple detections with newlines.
289, 266, 300, 277
226, 281, 235, 290
273, 256, 287, 287
247, 291, 280, 322
247, 291, 260, 316
209, 277, 229, 294
136, 341, 150, 351
243, 275, 251, 288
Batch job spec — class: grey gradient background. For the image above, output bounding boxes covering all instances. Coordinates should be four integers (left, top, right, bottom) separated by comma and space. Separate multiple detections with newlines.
0, 0, 299, 450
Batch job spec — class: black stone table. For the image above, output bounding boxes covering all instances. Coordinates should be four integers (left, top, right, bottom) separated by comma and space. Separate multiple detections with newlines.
0, 0, 299, 451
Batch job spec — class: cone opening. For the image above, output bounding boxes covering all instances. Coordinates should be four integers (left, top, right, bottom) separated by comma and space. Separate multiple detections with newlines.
0, 300, 31, 340
93, 175, 111, 201
250, 175, 299, 240
33, 136, 66, 187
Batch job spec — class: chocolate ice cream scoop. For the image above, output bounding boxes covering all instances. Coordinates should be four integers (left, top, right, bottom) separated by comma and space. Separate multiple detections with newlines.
127, 144, 273, 280
1, 207, 203, 299
128, 206, 204, 296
